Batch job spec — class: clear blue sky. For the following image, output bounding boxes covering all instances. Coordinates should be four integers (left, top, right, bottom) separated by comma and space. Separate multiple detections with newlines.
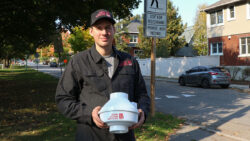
132, 0, 220, 26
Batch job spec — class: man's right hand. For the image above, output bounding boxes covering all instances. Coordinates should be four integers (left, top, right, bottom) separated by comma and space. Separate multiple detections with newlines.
92, 106, 108, 128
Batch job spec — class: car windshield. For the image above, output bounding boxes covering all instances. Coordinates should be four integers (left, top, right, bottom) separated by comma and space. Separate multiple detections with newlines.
210, 67, 226, 72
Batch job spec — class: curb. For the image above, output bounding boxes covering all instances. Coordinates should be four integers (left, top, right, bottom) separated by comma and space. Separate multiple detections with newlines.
143, 76, 250, 93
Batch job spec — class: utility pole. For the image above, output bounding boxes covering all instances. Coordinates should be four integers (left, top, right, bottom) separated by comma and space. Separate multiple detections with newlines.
150, 38, 156, 116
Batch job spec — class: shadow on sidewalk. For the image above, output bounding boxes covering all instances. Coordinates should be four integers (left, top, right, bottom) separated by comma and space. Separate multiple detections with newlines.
169, 106, 250, 141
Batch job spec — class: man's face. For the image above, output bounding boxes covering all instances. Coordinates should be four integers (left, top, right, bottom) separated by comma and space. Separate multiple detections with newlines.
90, 19, 115, 48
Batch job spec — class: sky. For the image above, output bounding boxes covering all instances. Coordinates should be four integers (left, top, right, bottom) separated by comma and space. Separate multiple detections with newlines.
132, 0, 220, 27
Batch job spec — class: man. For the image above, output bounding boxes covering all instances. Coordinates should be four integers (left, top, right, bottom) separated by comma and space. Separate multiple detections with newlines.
55, 9, 150, 141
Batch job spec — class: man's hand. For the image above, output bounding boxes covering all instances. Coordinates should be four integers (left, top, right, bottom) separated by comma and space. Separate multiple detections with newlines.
92, 106, 108, 128
129, 109, 145, 130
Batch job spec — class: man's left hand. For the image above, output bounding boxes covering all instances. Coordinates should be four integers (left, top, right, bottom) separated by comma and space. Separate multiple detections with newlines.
129, 109, 145, 130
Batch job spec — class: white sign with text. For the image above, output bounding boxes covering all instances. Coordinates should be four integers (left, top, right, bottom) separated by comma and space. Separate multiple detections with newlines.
144, 13, 166, 38
144, 0, 167, 38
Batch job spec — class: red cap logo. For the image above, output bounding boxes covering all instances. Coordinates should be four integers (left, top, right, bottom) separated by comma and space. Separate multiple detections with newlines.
96, 11, 111, 18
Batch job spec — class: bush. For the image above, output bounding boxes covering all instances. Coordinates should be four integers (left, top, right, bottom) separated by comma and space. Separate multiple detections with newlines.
225, 67, 241, 80
241, 67, 250, 81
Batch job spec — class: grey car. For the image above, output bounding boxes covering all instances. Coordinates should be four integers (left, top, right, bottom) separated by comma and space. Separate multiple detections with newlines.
49, 62, 58, 67
178, 66, 231, 88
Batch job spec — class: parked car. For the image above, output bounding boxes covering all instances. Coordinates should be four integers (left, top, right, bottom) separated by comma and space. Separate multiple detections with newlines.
49, 62, 57, 67
42, 61, 49, 65
178, 66, 231, 88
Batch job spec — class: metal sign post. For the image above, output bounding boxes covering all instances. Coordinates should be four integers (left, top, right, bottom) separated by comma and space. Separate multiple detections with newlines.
144, 0, 167, 117
34, 53, 40, 71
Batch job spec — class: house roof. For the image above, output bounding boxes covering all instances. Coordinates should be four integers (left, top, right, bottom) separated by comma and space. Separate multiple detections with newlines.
127, 21, 141, 34
180, 26, 195, 44
204, 0, 243, 12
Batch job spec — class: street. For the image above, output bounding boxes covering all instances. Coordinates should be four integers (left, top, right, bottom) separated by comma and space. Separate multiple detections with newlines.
28, 62, 64, 78
144, 79, 250, 141
32, 64, 250, 141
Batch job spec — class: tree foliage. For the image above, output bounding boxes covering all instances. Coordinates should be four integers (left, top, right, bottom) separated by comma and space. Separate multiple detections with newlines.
137, 21, 152, 58
115, 18, 131, 53
161, 0, 186, 57
68, 26, 94, 53
115, 15, 142, 53
137, 0, 186, 58
193, 4, 208, 56
0, 0, 141, 60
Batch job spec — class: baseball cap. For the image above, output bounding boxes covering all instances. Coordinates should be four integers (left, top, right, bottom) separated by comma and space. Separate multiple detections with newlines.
90, 9, 116, 26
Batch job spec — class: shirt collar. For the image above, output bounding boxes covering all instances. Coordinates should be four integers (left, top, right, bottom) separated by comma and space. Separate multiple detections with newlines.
90, 44, 121, 63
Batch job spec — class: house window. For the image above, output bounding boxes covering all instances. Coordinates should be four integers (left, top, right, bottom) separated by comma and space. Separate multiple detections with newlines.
210, 10, 224, 25
130, 35, 138, 43
210, 42, 223, 55
239, 37, 250, 56
247, 2, 250, 19
217, 10, 223, 24
227, 6, 235, 20
210, 13, 216, 25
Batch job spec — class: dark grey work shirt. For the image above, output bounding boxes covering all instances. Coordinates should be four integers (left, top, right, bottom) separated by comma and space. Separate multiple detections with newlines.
55, 45, 150, 141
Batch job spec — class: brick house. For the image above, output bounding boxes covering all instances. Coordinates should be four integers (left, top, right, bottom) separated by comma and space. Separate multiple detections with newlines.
117, 20, 142, 57
204, 0, 250, 66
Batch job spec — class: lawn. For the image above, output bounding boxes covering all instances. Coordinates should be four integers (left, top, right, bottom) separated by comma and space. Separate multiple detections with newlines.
0, 68, 184, 141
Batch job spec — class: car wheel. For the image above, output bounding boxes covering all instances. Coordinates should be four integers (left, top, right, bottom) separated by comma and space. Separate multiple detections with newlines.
220, 84, 229, 88
201, 79, 210, 88
179, 77, 186, 86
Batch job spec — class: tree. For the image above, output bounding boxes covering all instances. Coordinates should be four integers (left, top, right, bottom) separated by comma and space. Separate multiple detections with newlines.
137, 21, 152, 58
115, 15, 143, 53
115, 18, 131, 53
192, 4, 208, 56
137, 0, 186, 58
161, 0, 186, 57
68, 26, 94, 53
0, 0, 141, 62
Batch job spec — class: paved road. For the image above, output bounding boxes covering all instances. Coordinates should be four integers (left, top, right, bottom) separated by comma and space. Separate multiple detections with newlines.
144, 79, 250, 141
29, 63, 64, 78
30, 64, 250, 141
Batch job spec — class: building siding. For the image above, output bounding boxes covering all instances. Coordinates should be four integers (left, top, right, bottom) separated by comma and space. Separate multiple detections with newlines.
207, 2, 250, 38
208, 33, 250, 66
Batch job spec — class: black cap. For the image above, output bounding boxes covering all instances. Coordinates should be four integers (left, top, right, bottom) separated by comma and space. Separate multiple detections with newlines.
90, 9, 116, 26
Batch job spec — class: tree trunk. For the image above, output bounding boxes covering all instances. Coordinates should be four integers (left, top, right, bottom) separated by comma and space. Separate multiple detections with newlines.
4, 58, 10, 68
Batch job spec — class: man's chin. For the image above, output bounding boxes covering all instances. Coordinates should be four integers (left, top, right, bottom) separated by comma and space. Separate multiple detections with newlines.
100, 43, 110, 47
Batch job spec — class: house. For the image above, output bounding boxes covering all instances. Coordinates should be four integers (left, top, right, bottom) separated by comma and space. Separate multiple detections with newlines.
176, 26, 196, 57
117, 20, 142, 57
204, 0, 250, 66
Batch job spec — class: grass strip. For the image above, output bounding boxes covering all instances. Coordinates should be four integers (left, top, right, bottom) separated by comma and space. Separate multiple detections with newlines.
0, 68, 183, 141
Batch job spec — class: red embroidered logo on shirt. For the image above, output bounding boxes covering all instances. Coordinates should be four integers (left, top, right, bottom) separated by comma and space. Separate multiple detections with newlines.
119, 60, 132, 67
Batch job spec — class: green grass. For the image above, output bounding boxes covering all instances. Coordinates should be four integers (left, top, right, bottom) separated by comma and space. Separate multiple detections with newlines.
0, 68, 184, 141
135, 113, 184, 141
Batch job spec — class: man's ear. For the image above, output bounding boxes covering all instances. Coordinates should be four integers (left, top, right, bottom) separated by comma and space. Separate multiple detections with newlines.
89, 27, 93, 36
113, 25, 116, 33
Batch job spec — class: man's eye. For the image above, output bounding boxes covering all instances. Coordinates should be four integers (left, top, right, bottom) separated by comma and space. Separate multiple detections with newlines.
106, 26, 112, 30
97, 27, 102, 30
